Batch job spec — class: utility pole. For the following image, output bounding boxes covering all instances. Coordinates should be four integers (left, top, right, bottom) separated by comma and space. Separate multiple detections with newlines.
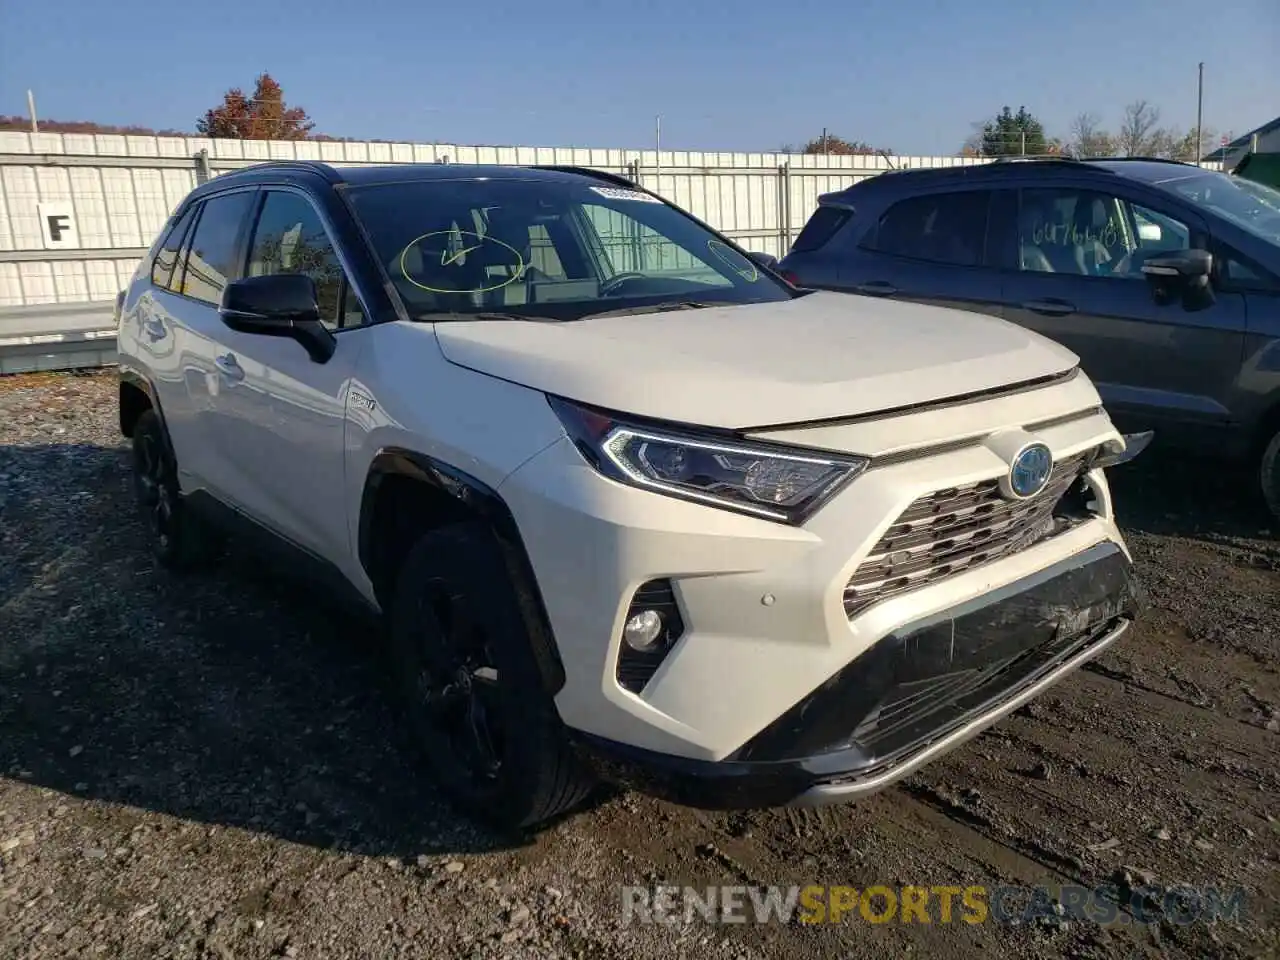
821, 127, 828, 154
654, 115, 661, 194
1195, 62, 1204, 164
27, 90, 38, 133
1020, 130, 1026, 156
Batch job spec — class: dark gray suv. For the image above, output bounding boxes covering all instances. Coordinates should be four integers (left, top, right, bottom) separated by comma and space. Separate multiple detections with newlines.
778, 157, 1280, 523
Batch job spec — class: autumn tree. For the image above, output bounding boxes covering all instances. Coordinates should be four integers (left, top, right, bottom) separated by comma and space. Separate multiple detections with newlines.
797, 134, 888, 155
197, 73, 314, 140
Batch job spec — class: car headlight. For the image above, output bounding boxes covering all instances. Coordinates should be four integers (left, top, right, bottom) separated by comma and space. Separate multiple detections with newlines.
548, 396, 868, 524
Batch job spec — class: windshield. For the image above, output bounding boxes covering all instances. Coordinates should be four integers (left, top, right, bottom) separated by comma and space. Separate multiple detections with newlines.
1169, 173, 1280, 245
343, 177, 793, 321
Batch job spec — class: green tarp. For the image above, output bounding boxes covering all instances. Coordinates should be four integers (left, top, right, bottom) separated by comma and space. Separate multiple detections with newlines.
1234, 152, 1280, 189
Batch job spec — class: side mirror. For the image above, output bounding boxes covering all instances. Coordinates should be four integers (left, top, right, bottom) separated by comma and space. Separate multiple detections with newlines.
219, 274, 336, 363
748, 251, 779, 270
1140, 248, 1212, 283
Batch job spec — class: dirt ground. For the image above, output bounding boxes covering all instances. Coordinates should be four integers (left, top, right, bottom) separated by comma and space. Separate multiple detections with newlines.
1, 369, 1277, 960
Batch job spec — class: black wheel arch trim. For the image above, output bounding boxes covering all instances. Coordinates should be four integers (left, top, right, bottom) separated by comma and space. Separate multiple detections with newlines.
358, 448, 567, 695
117, 365, 172, 451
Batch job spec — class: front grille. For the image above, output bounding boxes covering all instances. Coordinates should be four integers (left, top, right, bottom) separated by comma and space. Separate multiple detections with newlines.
844, 451, 1091, 617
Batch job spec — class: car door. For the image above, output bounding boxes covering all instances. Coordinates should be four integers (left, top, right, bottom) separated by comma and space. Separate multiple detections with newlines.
995, 183, 1248, 438
193, 187, 371, 562
834, 188, 1006, 319
194, 186, 370, 563
144, 188, 260, 499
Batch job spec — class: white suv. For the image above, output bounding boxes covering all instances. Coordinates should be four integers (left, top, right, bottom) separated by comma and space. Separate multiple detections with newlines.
115, 161, 1143, 829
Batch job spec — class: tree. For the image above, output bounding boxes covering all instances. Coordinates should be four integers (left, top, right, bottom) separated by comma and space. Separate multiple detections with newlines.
197, 73, 314, 140
978, 106, 1048, 157
777, 135, 890, 155
1117, 100, 1161, 156
800, 134, 888, 155
1068, 112, 1116, 158
0, 115, 187, 136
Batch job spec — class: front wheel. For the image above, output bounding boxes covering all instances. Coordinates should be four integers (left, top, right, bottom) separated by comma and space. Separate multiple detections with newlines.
388, 521, 596, 830
1260, 428, 1280, 527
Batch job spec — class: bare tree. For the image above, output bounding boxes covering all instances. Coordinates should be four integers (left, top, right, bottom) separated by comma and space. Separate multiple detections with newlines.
1069, 112, 1116, 158
1118, 101, 1161, 156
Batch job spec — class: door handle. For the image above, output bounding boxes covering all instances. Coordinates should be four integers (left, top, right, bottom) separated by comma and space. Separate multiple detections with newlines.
141, 317, 166, 342
214, 354, 244, 381
854, 281, 897, 297
1021, 298, 1076, 317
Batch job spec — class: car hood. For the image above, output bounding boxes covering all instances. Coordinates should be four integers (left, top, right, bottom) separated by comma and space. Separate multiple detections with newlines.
432, 292, 1079, 428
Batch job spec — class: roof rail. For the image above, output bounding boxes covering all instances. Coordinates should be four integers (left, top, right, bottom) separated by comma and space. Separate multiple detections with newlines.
1079, 156, 1199, 166
529, 164, 643, 191
988, 155, 1084, 163
223, 159, 343, 183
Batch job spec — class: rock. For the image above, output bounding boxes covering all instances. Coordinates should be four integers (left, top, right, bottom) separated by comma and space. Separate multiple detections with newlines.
0, 836, 22, 854
500, 929, 521, 944
1031, 761, 1052, 780
544, 886, 563, 901
1193, 838, 1214, 851
1153, 827, 1172, 841
68, 745, 84, 758
508, 905, 530, 925
84, 847, 107, 860
443, 860, 465, 874
415, 854, 431, 869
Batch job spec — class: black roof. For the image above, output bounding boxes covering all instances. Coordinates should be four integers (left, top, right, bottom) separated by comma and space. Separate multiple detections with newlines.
825, 155, 1218, 200
202, 160, 632, 190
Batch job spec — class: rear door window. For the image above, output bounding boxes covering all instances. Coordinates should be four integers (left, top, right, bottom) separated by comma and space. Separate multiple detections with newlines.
151, 207, 198, 291
866, 191, 991, 266
176, 191, 256, 305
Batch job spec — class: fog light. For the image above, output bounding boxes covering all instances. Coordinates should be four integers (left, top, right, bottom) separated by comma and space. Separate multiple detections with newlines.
623, 609, 664, 652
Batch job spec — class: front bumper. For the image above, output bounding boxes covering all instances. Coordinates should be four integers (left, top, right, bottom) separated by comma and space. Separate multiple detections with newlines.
569, 540, 1137, 809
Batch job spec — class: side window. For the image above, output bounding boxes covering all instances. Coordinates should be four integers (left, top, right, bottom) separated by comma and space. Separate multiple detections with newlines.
1219, 248, 1280, 292
867, 191, 990, 267
792, 206, 853, 253
151, 207, 197, 290
179, 192, 255, 304
1016, 188, 1194, 280
247, 191, 359, 330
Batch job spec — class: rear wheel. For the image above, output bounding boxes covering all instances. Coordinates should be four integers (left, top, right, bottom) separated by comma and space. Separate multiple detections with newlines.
130, 409, 220, 569
388, 521, 595, 830
1261, 428, 1280, 526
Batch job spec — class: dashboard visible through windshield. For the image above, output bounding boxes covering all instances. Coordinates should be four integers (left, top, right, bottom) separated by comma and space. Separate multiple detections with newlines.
343, 177, 794, 321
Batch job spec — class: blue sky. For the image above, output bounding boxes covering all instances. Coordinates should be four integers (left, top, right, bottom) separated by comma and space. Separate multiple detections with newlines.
2, 0, 1276, 154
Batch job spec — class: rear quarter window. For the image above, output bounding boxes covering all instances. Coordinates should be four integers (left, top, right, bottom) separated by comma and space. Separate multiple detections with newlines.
791, 206, 852, 253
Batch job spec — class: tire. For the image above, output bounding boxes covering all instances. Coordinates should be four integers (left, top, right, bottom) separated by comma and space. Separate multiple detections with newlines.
1261, 428, 1280, 527
388, 520, 596, 830
130, 409, 220, 570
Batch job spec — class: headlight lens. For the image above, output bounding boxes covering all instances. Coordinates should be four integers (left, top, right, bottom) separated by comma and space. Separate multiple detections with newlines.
549, 396, 868, 524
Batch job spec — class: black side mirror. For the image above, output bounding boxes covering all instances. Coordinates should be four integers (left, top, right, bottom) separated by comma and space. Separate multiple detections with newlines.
748, 251, 779, 270
1140, 249, 1214, 308
219, 274, 336, 363
1140, 249, 1212, 286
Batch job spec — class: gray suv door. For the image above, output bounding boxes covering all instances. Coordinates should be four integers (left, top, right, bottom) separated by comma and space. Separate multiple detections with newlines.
991, 184, 1248, 449
828, 189, 1005, 319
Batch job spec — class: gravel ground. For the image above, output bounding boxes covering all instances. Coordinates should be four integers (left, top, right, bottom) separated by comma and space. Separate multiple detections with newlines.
1, 369, 1277, 960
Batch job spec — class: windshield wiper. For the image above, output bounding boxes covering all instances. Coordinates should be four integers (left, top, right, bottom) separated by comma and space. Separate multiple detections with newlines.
574, 301, 719, 321
411, 311, 562, 323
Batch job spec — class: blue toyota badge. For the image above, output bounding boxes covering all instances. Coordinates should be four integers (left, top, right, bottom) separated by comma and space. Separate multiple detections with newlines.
1002, 443, 1054, 500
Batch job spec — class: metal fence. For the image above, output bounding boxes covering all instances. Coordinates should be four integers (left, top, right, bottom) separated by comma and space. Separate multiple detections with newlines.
0, 130, 1220, 373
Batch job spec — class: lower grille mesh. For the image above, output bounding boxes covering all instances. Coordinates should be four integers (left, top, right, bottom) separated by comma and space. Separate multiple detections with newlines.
844, 451, 1091, 617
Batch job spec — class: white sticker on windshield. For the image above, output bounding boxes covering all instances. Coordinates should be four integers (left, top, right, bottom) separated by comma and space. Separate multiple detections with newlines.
589, 186, 662, 203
